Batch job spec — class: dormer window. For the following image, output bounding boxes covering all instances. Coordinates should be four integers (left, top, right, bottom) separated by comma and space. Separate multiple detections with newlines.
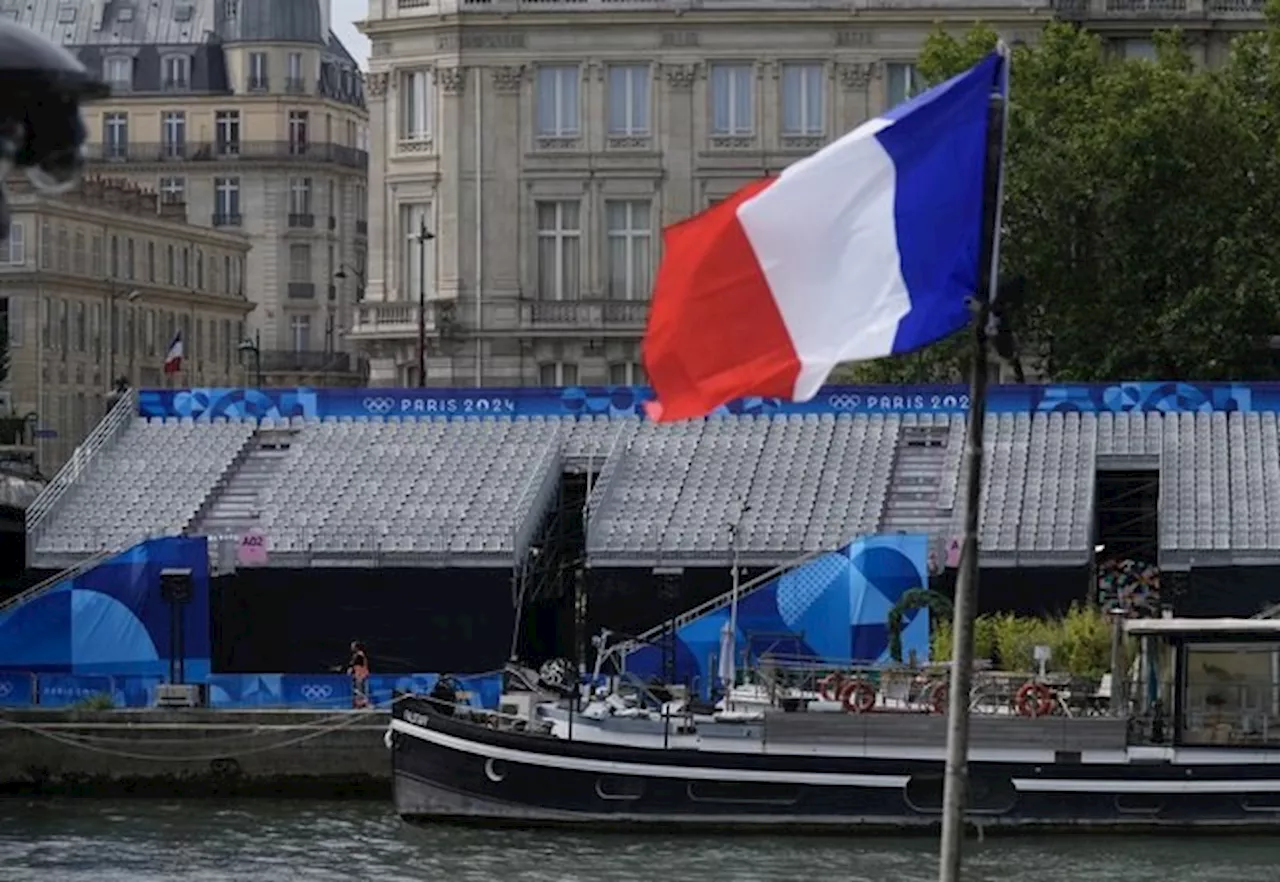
117, 6, 134, 21
173, 4, 193, 22
162, 55, 190, 91
104, 56, 132, 90
56, 5, 75, 23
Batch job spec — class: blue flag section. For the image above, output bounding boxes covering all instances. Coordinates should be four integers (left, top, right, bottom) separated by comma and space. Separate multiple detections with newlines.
0, 537, 211, 680
139, 381, 1280, 423
625, 535, 930, 695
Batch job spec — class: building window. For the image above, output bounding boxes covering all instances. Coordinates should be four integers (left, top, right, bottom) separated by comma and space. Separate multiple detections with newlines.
73, 230, 85, 274
780, 62, 825, 137
289, 314, 311, 352
182, 246, 190, 287
1121, 39, 1157, 61
288, 111, 309, 154
162, 54, 190, 90
0, 221, 23, 265
400, 70, 433, 142
289, 177, 312, 215
161, 111, 186, 158
126, 237, 135, 280
159, 176, 185, 204
886, 63, 923, 108
196, 249, 204, 290
91, 234, 103, 276
56, 226, 70, 272
215, 110, 240, 155
535, 65, 580, 138
289, 243, 312, 282
539, 362, 578, 386
74, 302, 85, 352
607, 64, 650, 137
103, 112, 128, 159
147, 240, 155, 281
287, 51, 305, 92
536, 200, 581, 301
355, 183, 367, 222
215, 178, 240, 223
605, 200, 651, 301
248, 52, 268, 90
166, 244, 175, 284
40, 221, 52, 270
710, 63, 754, 136
399, 203, 432, 298
609, 362, 645, 386
109, 234, 119, 277
104, 56, 132, 91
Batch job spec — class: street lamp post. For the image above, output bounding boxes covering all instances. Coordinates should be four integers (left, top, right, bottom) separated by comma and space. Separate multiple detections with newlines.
414, 219, 435, 388
106, 287, 140, 387
237, 332, 262, 388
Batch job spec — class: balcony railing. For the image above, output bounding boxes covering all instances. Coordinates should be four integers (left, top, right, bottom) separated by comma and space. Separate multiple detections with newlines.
356, 220, 368, 236
521, 298, 648, 328
288, 213, 316, 228
349, 301, 438, 337
258, 350, 357, 373
285, 77, 307, 94
86, 140, 368, 169
1052, 0, 1260, 14
288, 282, 316, 299
212, 213, 242, 227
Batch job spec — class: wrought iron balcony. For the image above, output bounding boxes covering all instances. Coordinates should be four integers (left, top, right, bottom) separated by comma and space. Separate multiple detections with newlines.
288, 282, 316, 299
212, 213, 242, 227
258, 349, 358, 374
285, 77, 308, 94
288, 213, 316, 228
85, 140, 368, 169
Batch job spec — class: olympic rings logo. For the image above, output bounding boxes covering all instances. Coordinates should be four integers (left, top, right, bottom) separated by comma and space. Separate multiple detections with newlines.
301, 684, 334, 700
363, 397, 396, 414
827, 394, 862, 410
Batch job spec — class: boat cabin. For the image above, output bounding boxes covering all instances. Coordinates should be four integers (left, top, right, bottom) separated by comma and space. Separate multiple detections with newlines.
1126, 617, 1280, 749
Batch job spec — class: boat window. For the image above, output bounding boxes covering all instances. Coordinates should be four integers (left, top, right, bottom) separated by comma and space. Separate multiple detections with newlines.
1182, 643, 1280, 747
686, 781, 799, 805
595, 775, 645, 800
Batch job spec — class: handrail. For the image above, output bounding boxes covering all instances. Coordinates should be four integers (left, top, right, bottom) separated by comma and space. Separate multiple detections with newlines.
0, 546, 117, 614
24, 388, 137, 552
624, 546, 833, 652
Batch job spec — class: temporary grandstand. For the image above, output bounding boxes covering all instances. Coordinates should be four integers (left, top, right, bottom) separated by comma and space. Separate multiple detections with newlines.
23, 383, 1280, 575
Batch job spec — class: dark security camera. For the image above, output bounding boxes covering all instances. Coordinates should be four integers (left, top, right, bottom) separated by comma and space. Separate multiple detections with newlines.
0, 20, 109, 236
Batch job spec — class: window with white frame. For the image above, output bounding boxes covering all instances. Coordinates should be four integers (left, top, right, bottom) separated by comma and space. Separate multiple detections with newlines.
535, 65, 581, 138
355, 183, 367, 222
0, 221, 24, 265
162, 54, 190, 89
400, 70, 433, 142
605, 200, 651, 301
104, 56, 132, 90
536, 201, 581, 301
214, 177, 240, 220
103, 112, 128, 158
289, 177, 312, 215
710, 63, 755, 136
215, 110, 240, 154
161, 111, 186, 157
886, 63, 924, 108
399, 203, 433, 298
289, 244, 312, 282
248, 52, 268, 90
289, 314, 311, 352
607, 64, 650, 137
159, 176, 185, 204
288, 111, 309, 152
780, 62, 825, 137
287, 51, 304, 88
539, 362, 578, 386
2, 295, 19, 346
608, 362, 644, 385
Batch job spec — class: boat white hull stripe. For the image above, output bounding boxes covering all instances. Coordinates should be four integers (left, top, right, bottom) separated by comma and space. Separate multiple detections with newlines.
394, 720, 1280, 795
1011, 778, 1280, 794
391, 719, 910, 788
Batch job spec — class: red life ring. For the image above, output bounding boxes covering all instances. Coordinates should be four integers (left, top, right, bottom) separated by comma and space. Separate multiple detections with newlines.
1014, 682, 1055, 718
929, 682, 949, 715
840, 680, 877, 714
818, 674, 844, 702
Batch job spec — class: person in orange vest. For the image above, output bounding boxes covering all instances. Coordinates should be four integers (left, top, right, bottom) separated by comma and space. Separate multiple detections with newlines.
346, 640, 370, 708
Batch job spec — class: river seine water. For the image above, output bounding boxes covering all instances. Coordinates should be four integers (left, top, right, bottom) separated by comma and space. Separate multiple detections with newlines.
0, 799, 1275, 881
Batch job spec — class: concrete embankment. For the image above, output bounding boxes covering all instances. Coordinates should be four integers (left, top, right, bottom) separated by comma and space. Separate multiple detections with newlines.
0, 708, 391, 798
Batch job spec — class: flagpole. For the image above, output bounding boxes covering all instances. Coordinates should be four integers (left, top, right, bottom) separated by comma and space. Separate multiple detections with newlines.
937, 44, 1011, 882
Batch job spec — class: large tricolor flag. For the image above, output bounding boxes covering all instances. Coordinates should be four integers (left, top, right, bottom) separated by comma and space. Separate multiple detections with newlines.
643, 52, 1007, 422
163, 330, 184, 374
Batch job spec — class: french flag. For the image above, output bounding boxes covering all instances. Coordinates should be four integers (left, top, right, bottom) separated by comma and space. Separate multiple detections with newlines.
163, 330, 183, 374
643, 52, 1007, 422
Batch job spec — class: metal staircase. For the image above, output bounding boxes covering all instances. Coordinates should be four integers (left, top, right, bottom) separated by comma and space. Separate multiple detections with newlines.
878, 424, 952, 537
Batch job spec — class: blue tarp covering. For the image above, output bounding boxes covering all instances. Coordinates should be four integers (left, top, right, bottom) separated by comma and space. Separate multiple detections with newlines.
0, 537, 212, 680
626, 534, 931, 695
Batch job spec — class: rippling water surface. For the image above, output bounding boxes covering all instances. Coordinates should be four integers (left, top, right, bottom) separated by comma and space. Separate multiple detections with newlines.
0, 800, 1277, 881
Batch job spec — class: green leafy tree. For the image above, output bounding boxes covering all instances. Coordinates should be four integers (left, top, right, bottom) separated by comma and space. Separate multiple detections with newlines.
843, 20, 1280, 383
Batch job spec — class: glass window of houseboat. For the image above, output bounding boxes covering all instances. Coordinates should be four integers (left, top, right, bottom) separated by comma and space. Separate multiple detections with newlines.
1181, 643, 1280, 746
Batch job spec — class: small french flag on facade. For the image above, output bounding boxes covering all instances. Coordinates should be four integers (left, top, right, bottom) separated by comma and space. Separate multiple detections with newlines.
163, 330, 183, 374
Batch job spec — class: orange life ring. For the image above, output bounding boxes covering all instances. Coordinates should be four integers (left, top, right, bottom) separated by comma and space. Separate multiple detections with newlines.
1015, 681, 1055, 718
929, 682, 949, 715
840, 679, 877, 714
818, 674, 844, 702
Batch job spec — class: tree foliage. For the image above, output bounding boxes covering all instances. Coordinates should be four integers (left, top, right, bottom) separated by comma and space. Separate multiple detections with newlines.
843, 14, 1280, 384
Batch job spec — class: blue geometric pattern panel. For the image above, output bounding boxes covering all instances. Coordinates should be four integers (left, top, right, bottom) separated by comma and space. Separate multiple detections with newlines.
205, 672, 503, 710
138, 381, 1280, 423
0, 537, 211, 680
625, 534, 931, 694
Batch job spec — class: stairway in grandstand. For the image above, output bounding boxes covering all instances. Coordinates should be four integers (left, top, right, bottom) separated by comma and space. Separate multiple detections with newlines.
189, 429, 296, 546
878, 416, 957, 541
